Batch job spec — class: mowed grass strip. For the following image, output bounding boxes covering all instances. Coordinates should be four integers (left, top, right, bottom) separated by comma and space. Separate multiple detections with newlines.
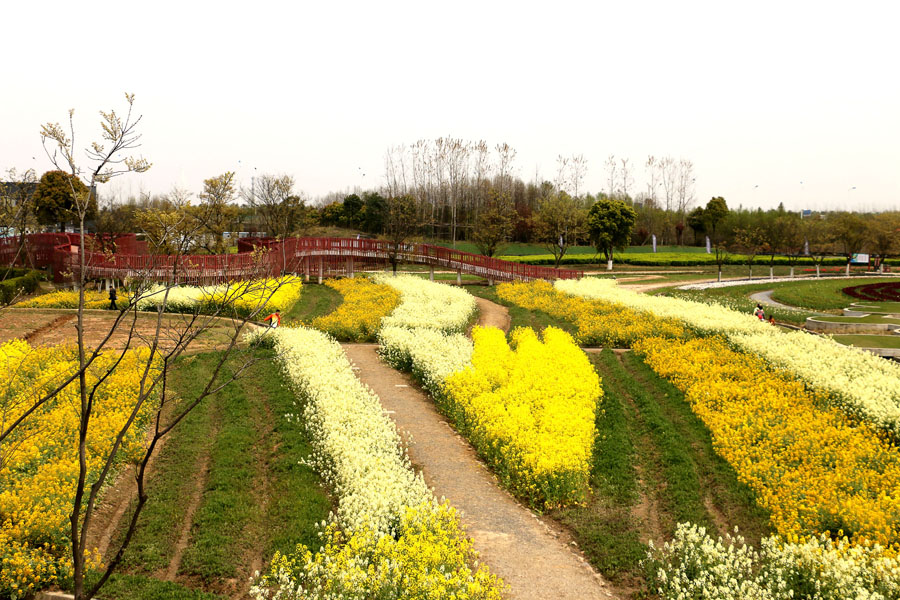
557, 349, 771, 589
178, 354, 256, 581
95, 349, 331, 598
553, 350, 644, 583
283, 282, 342, 324
619, 351, 771, 545
113, 359, 216, 575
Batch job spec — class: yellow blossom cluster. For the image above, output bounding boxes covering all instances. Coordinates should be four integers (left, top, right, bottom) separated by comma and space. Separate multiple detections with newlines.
497, 280, 685, 346
635, 335, 900, 551
17, 290, 108, 309
253, 502, 502, 600
311, 278, 400, 342
442, 326, 602, 508
0, 339, 158, 597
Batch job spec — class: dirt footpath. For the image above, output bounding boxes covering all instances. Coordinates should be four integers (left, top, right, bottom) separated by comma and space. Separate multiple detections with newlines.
342, 344, 616, 600
474, 297, 511, 332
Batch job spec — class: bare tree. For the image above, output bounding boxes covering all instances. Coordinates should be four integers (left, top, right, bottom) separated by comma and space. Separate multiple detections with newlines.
605, 154, 618, 197
618, 158, 633, 199
20, 94, 288, 600
0, 167, 38, 273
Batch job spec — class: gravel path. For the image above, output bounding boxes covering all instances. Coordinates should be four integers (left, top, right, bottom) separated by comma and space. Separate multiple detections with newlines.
749, 290, 818, 313
342, 344, 617, 600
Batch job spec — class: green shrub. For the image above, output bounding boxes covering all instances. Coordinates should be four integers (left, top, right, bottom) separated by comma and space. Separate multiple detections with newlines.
0, 269, 44, 305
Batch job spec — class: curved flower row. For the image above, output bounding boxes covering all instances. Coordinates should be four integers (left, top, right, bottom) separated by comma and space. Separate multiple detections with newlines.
442, 326, 602, 508
136, 275, 304, 318
17, 289, 108, 309
249, 326, 501, 599
311, 278, 400, 342
557, 278, 900, 436
374, 278, 602, 508
498, 280, 685, 347
373, 274, 476, 333
0, 339, 158, 598
645, 522, 900, 600
635, 335, 900, 550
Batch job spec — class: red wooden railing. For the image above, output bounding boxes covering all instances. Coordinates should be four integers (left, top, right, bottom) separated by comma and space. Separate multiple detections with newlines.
1, 234, 583, 284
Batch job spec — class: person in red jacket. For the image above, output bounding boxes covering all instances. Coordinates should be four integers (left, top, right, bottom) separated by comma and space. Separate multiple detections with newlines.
262, 309, 281, 328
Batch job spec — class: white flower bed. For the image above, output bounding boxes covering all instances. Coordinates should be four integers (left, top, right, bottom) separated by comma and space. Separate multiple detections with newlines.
373, 274, 476, 333
557, 278, 900, 435
646, 522, 900, 600
256, 326, 431, 535
378, 325, 473, 394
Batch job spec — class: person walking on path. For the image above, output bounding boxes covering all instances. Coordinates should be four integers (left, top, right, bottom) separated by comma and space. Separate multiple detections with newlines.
108, 286, 117, 311
263, 309, 281, 328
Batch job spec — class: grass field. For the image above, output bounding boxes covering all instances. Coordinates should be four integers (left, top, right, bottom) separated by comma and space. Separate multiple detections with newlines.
76, 349, 331, 599
282, 282, 342, 324
552, 350, 771, 588
832, 334, 900, 349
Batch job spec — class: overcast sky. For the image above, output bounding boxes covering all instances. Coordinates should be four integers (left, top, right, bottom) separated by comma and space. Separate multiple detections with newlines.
2, 1, 898, 212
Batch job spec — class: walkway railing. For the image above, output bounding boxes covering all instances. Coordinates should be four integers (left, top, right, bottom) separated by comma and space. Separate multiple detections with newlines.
1, 235, 583, 284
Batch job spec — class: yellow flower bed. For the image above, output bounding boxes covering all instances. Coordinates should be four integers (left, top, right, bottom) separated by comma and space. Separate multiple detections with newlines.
497, 280, 685, 347
635, 335, 900, 550
17, 290, 108, 309
203, 275, 304, 318
442, 326, 601, 508
312, 278, 400, 342
0, 339, 159, 597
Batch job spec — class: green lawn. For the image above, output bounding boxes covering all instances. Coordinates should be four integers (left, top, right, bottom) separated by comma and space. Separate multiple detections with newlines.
553, 350, 770, 587
770, 278, 899, 310
848, 301, 900, 314
815, 314, 900, 324
87, 349, 331, 599
283, 281, 343, 324
832, 334, 900, 349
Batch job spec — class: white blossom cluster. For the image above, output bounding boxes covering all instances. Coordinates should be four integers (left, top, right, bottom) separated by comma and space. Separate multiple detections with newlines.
259, 326, 432, 536
557, 278, 900, 435
134, 283, 210, 312
646, 522, 900, 600
377, 325, 473, 395
373, 274, 477, 333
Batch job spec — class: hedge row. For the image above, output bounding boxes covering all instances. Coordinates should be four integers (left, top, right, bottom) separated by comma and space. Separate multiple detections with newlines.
499, 252, 900, 268
0, 269, 44, 305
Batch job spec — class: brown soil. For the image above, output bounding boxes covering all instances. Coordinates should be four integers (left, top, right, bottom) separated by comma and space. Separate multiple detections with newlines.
23, 314, 75, 344
342, 344, 617, 600
2, 308, 245, 353
473, 297, 511, 332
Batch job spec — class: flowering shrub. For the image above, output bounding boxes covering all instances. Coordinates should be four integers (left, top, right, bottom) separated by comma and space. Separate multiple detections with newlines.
557, 278, 900, 436
377, 326, 473, 395
17, 289, 108, 309
249, 326, 501, 599
635, 335, 900, 550
252, 502, 501, 600
373, 274, 476, 333
311, 278, 400, 342
442, 326, 601, 508
0, 339, 158, 598
498, 280, 685, 346
645, 522, 900, 600
136, 276, 303, 318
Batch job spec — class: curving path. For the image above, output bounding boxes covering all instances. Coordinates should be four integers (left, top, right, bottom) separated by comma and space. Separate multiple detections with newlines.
749, 290, 823, 313
342, 344, 616, 600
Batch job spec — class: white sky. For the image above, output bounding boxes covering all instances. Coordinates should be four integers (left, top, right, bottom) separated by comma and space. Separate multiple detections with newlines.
2, 0, 898, 212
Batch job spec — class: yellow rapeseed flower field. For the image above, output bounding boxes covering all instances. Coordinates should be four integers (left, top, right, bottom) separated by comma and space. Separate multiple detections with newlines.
497, 280, 685, 346
443, 326, 601, 508
312, 278, 400, 341
635, 335, 900, 551
0, 339, 159, 597
17, 290, 108, 310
